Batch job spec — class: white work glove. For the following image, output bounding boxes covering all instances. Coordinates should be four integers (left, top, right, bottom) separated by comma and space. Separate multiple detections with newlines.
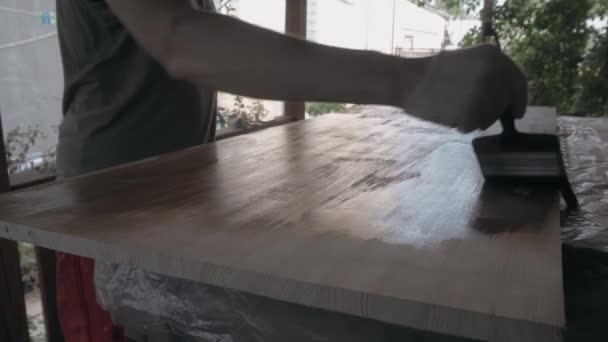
401, 45, 528, 133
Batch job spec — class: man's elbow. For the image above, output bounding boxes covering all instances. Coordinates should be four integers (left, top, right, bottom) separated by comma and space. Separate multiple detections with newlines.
106, 0, 191, 80
155, 16, 197, 82
152, 17, 189, 81
163, 52, 191, 81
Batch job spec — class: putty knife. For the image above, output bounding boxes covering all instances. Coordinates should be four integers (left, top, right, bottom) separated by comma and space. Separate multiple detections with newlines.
472, 111, 579, 210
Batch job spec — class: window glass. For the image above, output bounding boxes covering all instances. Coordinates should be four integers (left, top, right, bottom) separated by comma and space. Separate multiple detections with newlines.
1, 0, 61, 175
215, 0, 286, 129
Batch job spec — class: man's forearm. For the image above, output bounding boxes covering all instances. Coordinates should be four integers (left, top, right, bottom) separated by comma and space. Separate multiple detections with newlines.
107, 0, 429, 106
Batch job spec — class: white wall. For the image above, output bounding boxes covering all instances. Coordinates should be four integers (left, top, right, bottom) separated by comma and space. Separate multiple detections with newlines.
308, 0, 366, 49
396, 1, 446, 50
361, 0, 395, 53
232, 0, 467, 57
234, 0, 285, 33
308, 0, 449, 55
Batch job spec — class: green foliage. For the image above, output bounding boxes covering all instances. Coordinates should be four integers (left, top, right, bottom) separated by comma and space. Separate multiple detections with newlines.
229, 95, 247, 119
216, 0, 236, 14
459, 25, 481, 47
18, 242, 36, 278
573, 28, 608, 116
5, 126, 40, 174
18, 242, 38, 299
4, 126, 56, 174
249, 100, 269, 122
223, 96, 269, 127
306, 102, 347, 116
4, 126, 57, 175
497, 0, 593, 112
418, 0, 608, 116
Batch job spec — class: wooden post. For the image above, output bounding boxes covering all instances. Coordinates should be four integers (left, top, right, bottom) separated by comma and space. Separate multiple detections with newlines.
285, 0, 307, 121
36, 247, 63, 342
0, 113, 29, 342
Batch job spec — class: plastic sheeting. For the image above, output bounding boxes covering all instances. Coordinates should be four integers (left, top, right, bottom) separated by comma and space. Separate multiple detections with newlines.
559, 116, 608, 342
96, 115, 608, 342
559, 116, 608, 251
96, 261, 473, 342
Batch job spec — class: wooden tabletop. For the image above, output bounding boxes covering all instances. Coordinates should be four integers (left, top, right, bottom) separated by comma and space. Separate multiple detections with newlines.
0, 106, 564, 342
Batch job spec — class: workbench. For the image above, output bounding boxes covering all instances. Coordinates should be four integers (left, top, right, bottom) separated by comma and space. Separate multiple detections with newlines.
0, 106, 570, 341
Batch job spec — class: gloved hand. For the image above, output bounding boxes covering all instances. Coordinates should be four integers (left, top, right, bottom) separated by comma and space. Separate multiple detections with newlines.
401, 45, 528, 133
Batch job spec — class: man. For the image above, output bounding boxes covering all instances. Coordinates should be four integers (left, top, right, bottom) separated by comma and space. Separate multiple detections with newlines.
55, 0, 527, 341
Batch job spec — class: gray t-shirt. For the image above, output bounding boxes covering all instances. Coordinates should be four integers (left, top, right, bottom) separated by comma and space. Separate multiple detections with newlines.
56, 0, 217, 177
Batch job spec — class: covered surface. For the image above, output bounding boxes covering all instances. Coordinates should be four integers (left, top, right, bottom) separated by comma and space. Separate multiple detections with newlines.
95, 110, 608, 342
0, 107, 564, 341
560, 116, 608, 250
559, 115, 608, 342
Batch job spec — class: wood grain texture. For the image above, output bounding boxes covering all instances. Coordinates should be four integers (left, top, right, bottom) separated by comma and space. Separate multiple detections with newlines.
0, 106, 564, 341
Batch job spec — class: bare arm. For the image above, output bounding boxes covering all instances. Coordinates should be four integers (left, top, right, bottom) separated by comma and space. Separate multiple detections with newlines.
106, 0, 424, 106
106, 0, 527, 132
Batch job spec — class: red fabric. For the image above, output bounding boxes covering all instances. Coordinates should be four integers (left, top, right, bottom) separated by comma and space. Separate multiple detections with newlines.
56, 252, 124, 342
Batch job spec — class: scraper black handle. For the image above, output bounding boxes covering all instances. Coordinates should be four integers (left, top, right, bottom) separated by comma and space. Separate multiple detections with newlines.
500, 110, 517, 137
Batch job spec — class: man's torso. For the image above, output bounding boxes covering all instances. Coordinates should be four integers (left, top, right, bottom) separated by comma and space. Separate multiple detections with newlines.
56, 0, 217, 177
